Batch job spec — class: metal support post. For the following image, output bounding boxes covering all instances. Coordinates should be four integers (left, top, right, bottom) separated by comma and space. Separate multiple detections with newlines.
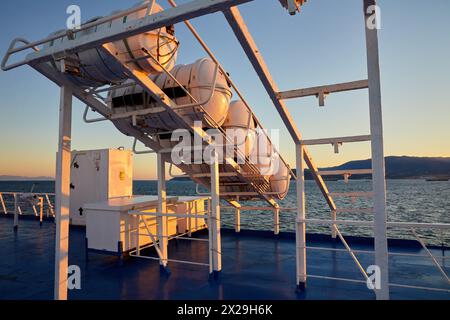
13, 193, 18, 230
274, 207, 280, 235
296, 144, 307, 291
210, 151, 222, 277
157, 152, 168, 270
54, 84, 72, 300
364, 0, 390, 300
235, 207, 241, 233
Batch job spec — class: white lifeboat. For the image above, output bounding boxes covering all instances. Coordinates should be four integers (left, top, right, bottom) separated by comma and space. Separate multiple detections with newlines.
223, 100, 256, 158
108, 57, 232, 130
45, 1, 179, 87
249, 129, 291, 200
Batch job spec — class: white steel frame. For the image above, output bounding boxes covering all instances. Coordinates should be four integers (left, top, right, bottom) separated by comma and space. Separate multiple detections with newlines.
3, 0, 447, 301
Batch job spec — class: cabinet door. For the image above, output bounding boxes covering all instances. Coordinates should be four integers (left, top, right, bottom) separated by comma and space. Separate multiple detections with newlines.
108, 150, 133, 199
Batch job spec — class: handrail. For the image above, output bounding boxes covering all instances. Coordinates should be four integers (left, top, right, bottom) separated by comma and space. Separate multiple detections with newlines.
1, 38, 40, 71
83, 105, 109, 123
2, 2, 153, 65
132, 138, 155, 154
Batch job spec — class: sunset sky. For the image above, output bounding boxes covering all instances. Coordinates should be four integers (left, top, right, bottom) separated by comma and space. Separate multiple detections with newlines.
0, 0, 449, 180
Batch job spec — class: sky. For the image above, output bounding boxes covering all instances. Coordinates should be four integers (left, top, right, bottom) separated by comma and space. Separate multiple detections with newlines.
0, 0, 449, 180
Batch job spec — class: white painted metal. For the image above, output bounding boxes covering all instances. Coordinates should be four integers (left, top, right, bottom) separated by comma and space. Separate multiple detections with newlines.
277, 80, 369, 101
54, 84, 72, 301
45, 194, 55, 217
0, 0, 424, 299
223, 6, 336, 211
44, 1, 179, 88
84, 196, 207, 254
70, 149, 133, 226
210, 152, 222, 274
0, 193, 7, 214
301, 135, 372, 146
13, 193, 18, 229
3, 0, 254, 70
333, 226, 372, 285
235, 207, 241, 233
411, 229, 450, 284
296, 144, 307, 289
157, 153, 168, 268
274, 207, 280, 235
364, 0, 390, 300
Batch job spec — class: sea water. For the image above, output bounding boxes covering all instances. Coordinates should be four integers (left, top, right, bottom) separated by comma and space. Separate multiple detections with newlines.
0, 179, 449, 246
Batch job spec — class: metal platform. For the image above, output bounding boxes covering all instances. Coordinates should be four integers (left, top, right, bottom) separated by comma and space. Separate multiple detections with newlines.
0, 218, 448, 300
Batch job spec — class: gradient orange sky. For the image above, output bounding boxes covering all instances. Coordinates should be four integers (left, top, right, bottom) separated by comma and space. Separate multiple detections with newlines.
0, 0, 449, 180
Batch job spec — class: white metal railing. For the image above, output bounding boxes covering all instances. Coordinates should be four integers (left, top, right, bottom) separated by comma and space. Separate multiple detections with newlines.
128, 200, 216, 273
296, 217, 450, 292
1, 2, 157, 71
0, 192, 55, 227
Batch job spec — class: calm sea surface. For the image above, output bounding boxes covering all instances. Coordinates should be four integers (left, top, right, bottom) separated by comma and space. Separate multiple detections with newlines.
0, 179, 449, 245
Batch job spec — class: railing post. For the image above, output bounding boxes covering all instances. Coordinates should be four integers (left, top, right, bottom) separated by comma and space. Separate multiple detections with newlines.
0, 193, 7, 214
296, 143, 307, 291
331, 210, 337, 239
157, 152, 168, 270
13, 193, 18, 230
54, 84, 72, 301
39, 197, 44, 226
235, 207, 241, 233
274, 207, 280, 235
210, 151, 222, 278
364, 0, 390, 300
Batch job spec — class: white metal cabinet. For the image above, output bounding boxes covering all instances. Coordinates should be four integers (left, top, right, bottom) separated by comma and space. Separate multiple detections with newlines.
85, 196, 209, 255
69, 149, 132, 226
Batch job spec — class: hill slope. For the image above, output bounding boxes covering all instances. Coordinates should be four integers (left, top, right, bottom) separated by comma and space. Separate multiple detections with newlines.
302, 156, 450, 179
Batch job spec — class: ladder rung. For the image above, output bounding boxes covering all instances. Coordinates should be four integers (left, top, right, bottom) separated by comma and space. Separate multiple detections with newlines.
302, 135, 371, 146
336, 208, 374, 214
318, 169, 373, 176
329, 192, 374, 198
277, 80, 369, 100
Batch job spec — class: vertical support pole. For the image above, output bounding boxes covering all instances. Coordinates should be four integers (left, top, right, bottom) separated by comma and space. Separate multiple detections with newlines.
210, 151, 222, 277
136, 216, 141, 257
331, 210, 337, 239
0, 193, 7, 214
296, 144, 307, 291
46, 194, 55, 217
208, 199, 213, 275
39, 197, 44, 226
157, 153, 168, 270
13, 193, 18, 230
54, 85, 72, 300
274, 207, 280, 235
364, 0, 390, 300
235, 207, 241, 233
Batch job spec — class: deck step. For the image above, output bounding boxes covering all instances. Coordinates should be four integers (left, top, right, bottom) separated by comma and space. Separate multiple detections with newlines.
302, 135, 371, 146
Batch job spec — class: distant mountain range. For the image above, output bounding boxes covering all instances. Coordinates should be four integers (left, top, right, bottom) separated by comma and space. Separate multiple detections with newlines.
301, 156, 450, 180
2, 157, 450, 182
0, 175, 54, 181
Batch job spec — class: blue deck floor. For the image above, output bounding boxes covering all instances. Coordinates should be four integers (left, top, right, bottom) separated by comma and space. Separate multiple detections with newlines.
0, 216, 448, 300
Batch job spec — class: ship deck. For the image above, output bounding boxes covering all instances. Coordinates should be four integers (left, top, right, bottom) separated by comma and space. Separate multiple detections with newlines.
0, 216, 448, 300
